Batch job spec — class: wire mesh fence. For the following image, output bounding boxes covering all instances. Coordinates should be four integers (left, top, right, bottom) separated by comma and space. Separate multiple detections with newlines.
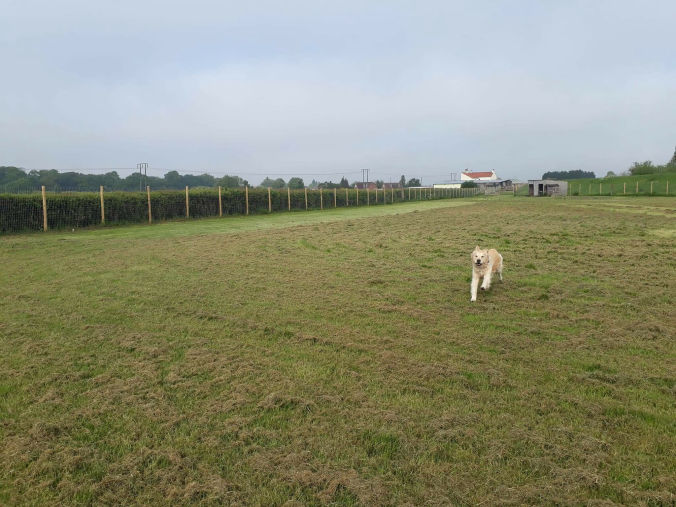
0, 186, 480, 234
568, 179, 671, 196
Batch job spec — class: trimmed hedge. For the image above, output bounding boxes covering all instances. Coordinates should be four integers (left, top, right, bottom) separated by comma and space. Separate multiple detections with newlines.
0, 187, 464, 233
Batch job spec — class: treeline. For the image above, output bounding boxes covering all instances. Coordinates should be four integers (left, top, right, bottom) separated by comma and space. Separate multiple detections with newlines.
542, 170, 596, 180
614, 147, 676, 176
0, 167, 249, 192
626, 159, 676, 176
252, 175, 422, 189
310, 176, 421, 189
0, 167, 425, 193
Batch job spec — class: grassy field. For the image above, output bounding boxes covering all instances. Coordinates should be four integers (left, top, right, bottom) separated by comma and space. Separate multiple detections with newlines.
1, 197, 674, 505
567, 172, 674, 196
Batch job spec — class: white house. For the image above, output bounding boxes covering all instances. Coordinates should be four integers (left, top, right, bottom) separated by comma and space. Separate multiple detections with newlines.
461, 170, 498, 182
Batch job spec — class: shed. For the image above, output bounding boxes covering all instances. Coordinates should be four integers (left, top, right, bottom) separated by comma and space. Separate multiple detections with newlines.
477, 179, 513, 193
528, 179, 568, 197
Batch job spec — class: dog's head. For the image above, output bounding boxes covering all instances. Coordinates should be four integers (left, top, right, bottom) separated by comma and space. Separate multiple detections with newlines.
471, 245, 489, 267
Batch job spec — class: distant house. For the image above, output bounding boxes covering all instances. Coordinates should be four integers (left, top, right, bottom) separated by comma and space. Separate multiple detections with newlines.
461, 170, 498, 181
382, 182, 403, 190
528, 179, 568, 196
354, 182, 377, 190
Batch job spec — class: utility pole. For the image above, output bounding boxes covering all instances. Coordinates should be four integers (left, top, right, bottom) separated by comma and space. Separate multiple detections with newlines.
137, 162, 148, 192
361, 168, 369, 185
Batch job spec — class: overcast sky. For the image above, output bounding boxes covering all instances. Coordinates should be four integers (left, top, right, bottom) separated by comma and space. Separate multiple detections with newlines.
1, 0, 675, 184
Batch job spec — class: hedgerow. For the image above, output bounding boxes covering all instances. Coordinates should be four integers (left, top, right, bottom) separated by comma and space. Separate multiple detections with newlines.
0, 187, 455, 233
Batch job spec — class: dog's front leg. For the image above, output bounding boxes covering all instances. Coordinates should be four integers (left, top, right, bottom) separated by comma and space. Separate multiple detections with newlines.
470, 273, 479, 302
481, 271, 492, 290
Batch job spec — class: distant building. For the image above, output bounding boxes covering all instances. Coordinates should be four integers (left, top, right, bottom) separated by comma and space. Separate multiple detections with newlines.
528, 179, 568, 197
476, 179, 513, 194
382, 182, 403, 189
461, 170, 498, 181
433, 181, 463, 189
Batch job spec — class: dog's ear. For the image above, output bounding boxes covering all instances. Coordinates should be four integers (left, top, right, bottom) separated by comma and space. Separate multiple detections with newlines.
475, 245, 480, 251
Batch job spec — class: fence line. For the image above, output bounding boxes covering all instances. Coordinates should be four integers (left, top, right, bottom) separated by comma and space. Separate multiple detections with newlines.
568, 180, 671, 197
0, 185, 481, 234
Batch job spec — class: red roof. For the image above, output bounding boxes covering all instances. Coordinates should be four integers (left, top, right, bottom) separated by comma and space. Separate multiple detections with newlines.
463, 171, 493, 178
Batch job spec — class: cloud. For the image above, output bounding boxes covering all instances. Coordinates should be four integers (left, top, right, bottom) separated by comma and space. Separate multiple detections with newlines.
1, 1, 675, 183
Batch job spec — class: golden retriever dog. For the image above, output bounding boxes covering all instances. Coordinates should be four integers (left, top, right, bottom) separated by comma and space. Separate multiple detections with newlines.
470, 246, 503, 302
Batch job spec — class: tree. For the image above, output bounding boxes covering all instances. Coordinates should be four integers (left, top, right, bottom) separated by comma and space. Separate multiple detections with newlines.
339, 177, 349, 188
669, 145, 676, 166
406, 177, 421, 187
1, 166, 252, 192
218, 175, 247, 188
375, 180, 384, 189
461, 181, 478, 188
164, 171, 183, 189
260, 177, 285, 188
0, 166, 27, 185
628, 161, 655, 175
605, 171, 616, 178
399, 175, 406, 187
0, 166, 32, 191
288, 177, 304, 189
101, 171, 121, 190
184, 173, 216, 188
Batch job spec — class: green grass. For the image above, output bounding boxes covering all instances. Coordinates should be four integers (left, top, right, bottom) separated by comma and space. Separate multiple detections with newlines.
1, 197, 675, 504
567, 172, 674, 196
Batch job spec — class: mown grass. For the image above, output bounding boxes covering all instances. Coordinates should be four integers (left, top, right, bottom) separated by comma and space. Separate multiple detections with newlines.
567, 172, 674, 196
1, 197, 674, 505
